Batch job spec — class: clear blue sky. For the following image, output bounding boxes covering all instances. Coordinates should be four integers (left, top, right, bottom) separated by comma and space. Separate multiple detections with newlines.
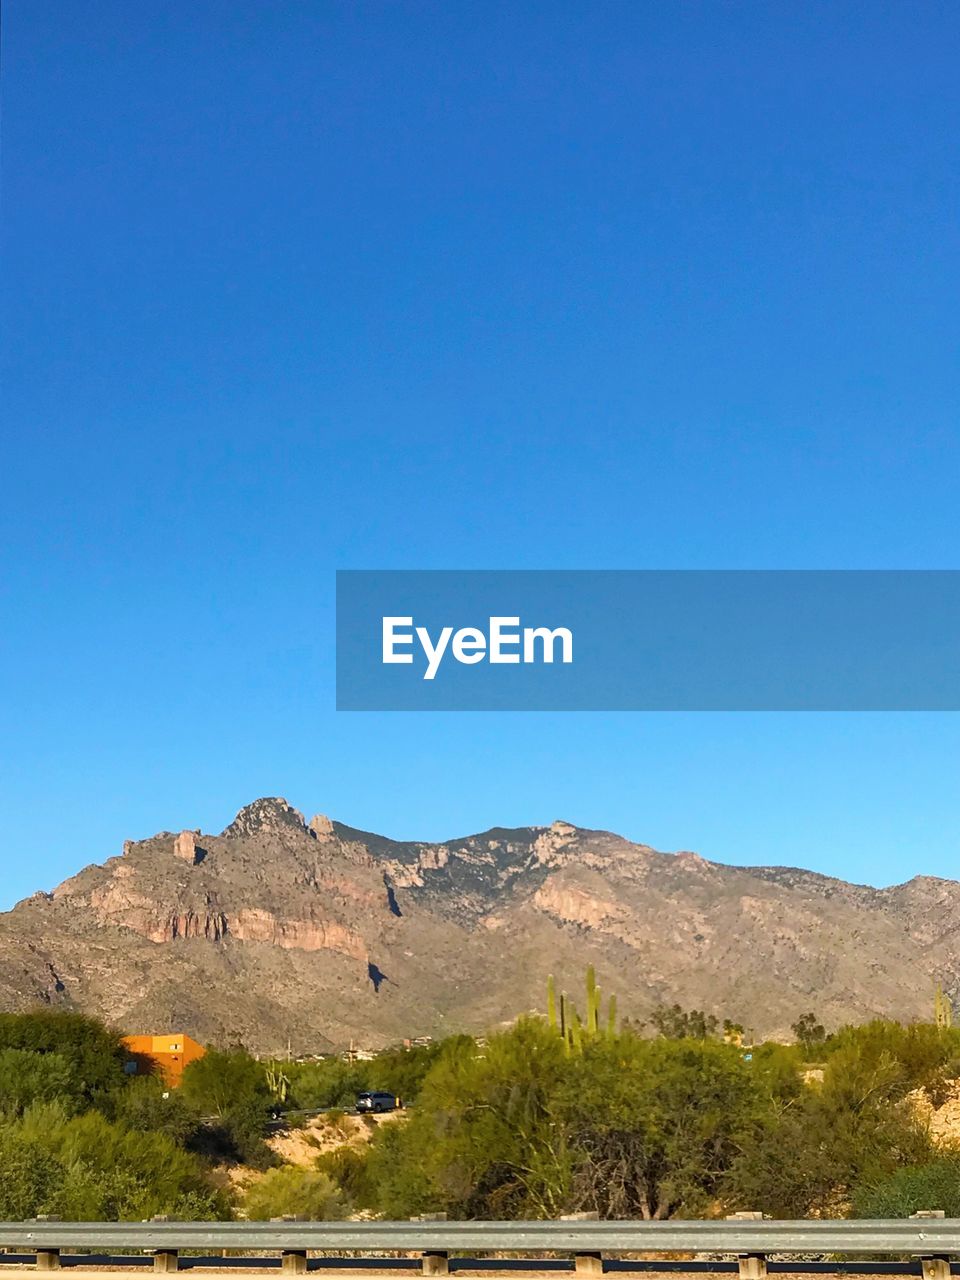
2, 1, 959, 909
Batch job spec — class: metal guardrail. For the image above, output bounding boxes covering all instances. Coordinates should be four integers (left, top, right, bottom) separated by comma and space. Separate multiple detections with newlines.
1, 1220, 960, 1277
3, 1220, 960, 1250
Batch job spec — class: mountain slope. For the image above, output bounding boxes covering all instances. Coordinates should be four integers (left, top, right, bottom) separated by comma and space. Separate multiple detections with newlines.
0, 797, 953, 1051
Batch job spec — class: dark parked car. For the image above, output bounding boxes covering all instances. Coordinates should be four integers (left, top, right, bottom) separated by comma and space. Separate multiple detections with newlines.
356, 1090, 398, 1114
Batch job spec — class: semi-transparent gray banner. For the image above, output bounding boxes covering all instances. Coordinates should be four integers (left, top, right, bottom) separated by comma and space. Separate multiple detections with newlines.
336, 570, 960, 711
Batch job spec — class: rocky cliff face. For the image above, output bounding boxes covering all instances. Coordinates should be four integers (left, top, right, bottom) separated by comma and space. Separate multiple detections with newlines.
0, 797, 955, 1052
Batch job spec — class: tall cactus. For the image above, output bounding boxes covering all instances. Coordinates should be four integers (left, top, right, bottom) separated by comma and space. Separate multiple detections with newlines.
586, 965, 600, 1035
607, 992, 618, 1036
265, 1062, 290, 1104
547, 968, 618, 1052
568, 1010, 583, 1053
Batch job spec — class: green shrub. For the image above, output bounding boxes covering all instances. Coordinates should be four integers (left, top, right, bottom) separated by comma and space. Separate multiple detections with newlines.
316, 1146, 377, 1210
728, 1043, 932, 1218
243, 1166, 347, 1220
0, 1129, 63, 1218
823, 1021, 960, 1098
853, 1155, 960, 1218
320, 1107, 355, 1142
109, 1077, 199, 1145
0, 1103, 228, 1220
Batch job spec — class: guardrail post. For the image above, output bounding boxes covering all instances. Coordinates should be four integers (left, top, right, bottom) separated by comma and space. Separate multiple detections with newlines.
911, 1209, 951, 1278
422, 1251, 449, 1276
31, 1214, 61, 1272
148, 1216, 178, 1272
738, 1255, 767, 1280
565, 1214, 603, 1276
271, 1216, 308, 1275
921, 1260, 952, 1280
727, 1211, 768, 1280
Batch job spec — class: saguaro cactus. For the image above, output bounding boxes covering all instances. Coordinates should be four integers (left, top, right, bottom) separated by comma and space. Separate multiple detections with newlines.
586, 965, 600, 1035
265, 1062, 291, 1104
547, 969, 618, 1051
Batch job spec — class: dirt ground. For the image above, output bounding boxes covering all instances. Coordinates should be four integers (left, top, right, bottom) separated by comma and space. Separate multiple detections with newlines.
910, 1081, 960, 1146
270, 1108, 404, 1162
225, 1109, 404, 1193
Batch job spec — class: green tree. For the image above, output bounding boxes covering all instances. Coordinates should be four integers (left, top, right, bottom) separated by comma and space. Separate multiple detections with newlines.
791, 1012, 826, 1052
558, 1035, 762, 1218
367, 1041, 450, 1103
315, 1146, 378, 1212
0, 1049, 83, 1115
286, 1058, 372, 1111
650, 1004, 719, 1040
747, 1042, 804, 1105
823, 1020, 960, 1099
365, 1020, 571, 1219
0, 1011, 126, 1105
728, 1041, 931, 1218
362, 1108, 433, 1217
180, 1048, 268, 1116
180, 1048, 275, 1168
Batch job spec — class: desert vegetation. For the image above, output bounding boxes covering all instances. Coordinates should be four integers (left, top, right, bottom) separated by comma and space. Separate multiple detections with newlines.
4, 993, 960, 1221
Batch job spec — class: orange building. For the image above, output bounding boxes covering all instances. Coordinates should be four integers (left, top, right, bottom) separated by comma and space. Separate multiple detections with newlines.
121, 1032, 205, 1086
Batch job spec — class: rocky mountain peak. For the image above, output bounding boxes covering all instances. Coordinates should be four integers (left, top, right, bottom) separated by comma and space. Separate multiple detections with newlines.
532, 819, 580, 866
549, 819, 578, 838
221, 797, 307, 838
5, 798, 960, 1053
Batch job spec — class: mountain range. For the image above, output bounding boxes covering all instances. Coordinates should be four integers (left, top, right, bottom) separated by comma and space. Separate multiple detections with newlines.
0, 796, 957, 1052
